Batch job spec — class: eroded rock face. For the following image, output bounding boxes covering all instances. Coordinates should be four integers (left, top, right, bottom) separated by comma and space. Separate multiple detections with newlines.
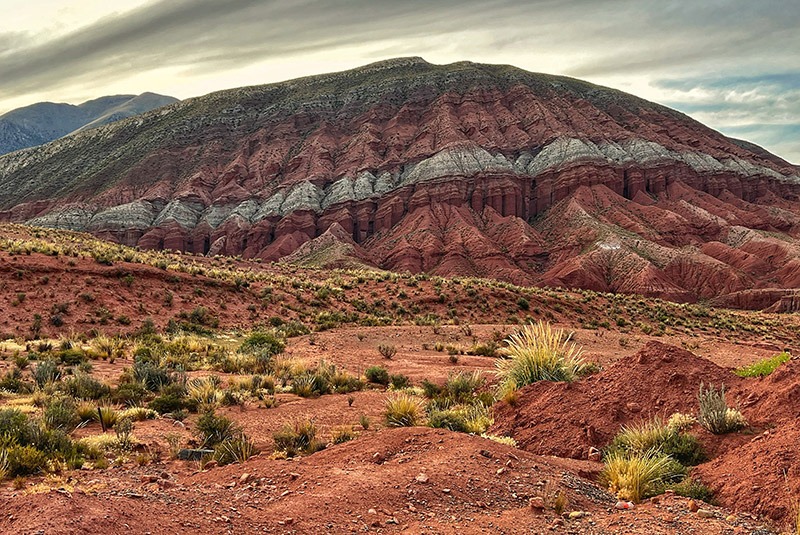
0, 58, 798, 308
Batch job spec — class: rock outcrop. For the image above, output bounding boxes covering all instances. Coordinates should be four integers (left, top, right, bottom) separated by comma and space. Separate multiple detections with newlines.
0, 58, 798, 308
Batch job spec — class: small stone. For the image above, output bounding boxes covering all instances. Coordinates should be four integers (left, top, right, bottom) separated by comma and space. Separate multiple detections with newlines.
203, 460, 217, 470
240, 473, 251, 484
415, 473, 429, 483
587, 447, 602, 462
552, 518, 564, 526
568, 511, 585, 519
479, 449, 493, 458
650, 496, 660, 504
386, 517, 398, 525
442, 488, 451, 494
141, 475, 158, 483
283, 518, 293, 525
529, 497, 546, 510
288, 472, 300, 480
687, 500, 699, 512
496, 467, 506, 475
726, 514, 737, 523
626, 402, 642, 412
697, 509, 715, 519
615, 501, 634, 510
367, 508, 377, 515
372, 452, 385, 464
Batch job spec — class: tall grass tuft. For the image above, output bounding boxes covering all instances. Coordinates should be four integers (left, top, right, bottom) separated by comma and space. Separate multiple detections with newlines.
496, 321, 585, 397
600, 450, 679, 503
385, 394, 424, 427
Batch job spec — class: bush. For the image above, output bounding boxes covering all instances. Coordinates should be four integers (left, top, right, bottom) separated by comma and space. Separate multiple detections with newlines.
495, 321, 586, 397
6, 445, 48, 476
111, 382, 149, 406
33, 360, 61, 387
196, 411, 238, 448
239, 331, 285, 371
600, 450, 681, 503
734, 352, 791, 377
133, 360, 173, 391
668, 477, 715, 502
378, 344, 397, 359
0, 409, 30, 444
0, 449, 7, 480
43, 397, 80, 432
697, 383, 747, 434
606, 417, 705, 466
385, 394, 424, 427
187, 376, 223, 410
428, 403, 493, 434
389, 374, 411, 390
330, 426, 357, 445
95, 406, 119, 429
149, 384, 192, 414
273, 418, 324, 457
364, 366, 389, 386
61, 373, 111, 400
214, 433, 256, 465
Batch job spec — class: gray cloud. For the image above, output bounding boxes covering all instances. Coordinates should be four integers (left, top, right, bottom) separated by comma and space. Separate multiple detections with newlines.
1, 0, 798, 162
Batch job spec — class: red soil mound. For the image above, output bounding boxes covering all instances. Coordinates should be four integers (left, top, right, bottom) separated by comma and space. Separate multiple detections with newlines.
694, 420, 800, 528
490, 341, 745, 459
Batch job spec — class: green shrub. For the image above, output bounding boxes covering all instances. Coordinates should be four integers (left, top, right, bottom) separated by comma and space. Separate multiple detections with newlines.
697, 383, 747, 434
61, 373, 111, 400
133, 360, 172, 391
364, 366, 389, 386
57, 348, 86, 366
214, 433, 256, 465
667, 477, 715, 503
273, 418, 324, 457
43, 397, 80, 432
196, 411, 238, 448
149, 384, 192, 414
239, 331, 285, 371
734, 352, 791, 377
33, 360, 61, 387
111, 382, 149, 406
6, 445, 48, 476
606, 417, 705, 466
496, 321, 586, 397
0, 409, 29, 442
389, 374, 411, 390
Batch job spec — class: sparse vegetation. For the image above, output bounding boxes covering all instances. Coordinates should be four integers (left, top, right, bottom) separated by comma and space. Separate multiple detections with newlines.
697, 383, 747, 434
734, 352, 791, 377
384, 393, 424, 427
495, 321, 586, 397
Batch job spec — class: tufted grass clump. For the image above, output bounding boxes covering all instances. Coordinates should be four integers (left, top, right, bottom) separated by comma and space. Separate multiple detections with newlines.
385, 394, 424, 427
600, 450, 682, 503
214, 433, 257, 465
196, 410, 238, 449
495, 321, 586, 397
606, 417, 705, 466
697, 383, 747, 434
273, 418, 325, 457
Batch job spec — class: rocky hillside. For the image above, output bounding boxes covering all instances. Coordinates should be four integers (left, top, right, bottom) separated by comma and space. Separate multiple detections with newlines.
0, 58, 798, 309
0, 92, 177, 155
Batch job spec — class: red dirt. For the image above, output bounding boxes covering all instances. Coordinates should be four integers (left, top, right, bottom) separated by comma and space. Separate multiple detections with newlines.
490, 341, 750, 459
0, 427, 779, 534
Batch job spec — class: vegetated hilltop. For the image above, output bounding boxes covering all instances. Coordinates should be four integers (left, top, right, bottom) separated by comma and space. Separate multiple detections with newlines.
1, 223, 798, 345
0, 93, 178, 155
0, 58, 799, 309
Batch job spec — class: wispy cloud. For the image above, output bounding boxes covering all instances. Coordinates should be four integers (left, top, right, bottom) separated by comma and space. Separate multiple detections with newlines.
0, 0, 798, 162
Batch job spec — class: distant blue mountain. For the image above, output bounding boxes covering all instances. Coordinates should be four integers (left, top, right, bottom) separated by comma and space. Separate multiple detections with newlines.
0, 92, 178, 155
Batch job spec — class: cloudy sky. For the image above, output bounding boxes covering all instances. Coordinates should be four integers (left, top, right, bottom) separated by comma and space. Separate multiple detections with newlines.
1, 0, 798, 163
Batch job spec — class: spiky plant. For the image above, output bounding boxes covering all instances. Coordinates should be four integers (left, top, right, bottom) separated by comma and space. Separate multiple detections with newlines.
384, 394, 424, 427
600, 450, 678, 503
495, 321, 585, 397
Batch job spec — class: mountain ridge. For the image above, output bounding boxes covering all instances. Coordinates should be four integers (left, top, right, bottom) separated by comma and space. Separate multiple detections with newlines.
0, 58, 798, 309
0, 92, 178, 155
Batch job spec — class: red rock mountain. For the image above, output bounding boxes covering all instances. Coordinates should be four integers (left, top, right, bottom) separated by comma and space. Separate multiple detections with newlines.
1, 58, 798, 309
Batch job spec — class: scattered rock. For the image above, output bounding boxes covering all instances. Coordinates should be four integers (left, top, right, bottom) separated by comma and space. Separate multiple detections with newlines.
415, 473, 429, 483
697, 509, 715, 519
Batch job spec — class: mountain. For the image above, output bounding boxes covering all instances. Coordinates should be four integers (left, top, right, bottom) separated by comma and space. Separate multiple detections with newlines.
0, 58, 798, 309
0, 92, 178, 155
